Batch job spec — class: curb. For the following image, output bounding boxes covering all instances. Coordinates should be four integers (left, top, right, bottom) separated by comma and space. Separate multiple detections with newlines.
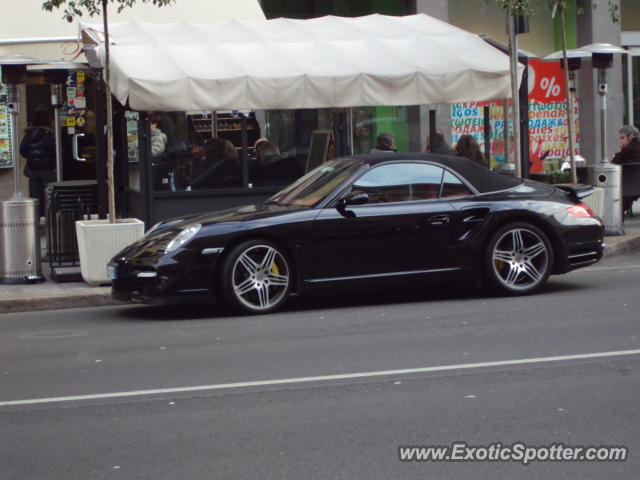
0, 290, 118, 315
603, 231, 640, 257
2, 233, 640, 314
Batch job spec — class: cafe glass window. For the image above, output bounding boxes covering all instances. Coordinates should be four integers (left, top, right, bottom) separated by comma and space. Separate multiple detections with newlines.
351, 106, 409, 154
147, 110, 313, 192
142, 105, 411, 195
149, 111, 245, 192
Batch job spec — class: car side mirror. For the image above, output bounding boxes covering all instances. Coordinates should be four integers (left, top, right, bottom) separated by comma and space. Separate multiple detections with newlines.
342, 191, 369, 206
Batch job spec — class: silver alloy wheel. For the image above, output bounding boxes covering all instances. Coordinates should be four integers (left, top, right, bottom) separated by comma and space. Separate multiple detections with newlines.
491, 227, 549, 291
231, 244, 290, 311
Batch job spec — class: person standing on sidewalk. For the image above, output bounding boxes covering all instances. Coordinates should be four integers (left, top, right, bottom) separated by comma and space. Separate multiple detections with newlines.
19, 107, 56, 217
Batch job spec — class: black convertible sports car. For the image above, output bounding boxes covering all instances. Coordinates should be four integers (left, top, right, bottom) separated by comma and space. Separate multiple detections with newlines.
109, 153, 604, 314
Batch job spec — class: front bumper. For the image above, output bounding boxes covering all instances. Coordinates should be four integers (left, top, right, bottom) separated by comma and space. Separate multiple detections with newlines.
112, 287, 214, 305
109, 245, 224, 303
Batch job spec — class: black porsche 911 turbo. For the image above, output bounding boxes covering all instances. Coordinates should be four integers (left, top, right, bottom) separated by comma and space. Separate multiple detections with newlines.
109, 153, 604, 314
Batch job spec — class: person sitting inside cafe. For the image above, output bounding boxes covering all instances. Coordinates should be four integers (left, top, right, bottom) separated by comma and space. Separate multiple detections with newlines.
455, 134, 487, 167
612, 125, 640, 165
254, 138, 304, 186
612, 125, 640, 215
189, 137, 240, 189
369, 132, 396, 153
425, 131, 454, 155
150, 114, 167, 158
255, 139, 282, 167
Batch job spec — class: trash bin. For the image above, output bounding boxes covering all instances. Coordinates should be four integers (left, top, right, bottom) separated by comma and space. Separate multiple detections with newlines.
589, 163, 623, 236
0, 196, 43, 284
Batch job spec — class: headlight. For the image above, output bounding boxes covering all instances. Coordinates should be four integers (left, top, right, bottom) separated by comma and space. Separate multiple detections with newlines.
146, 218, 186, 237
145, 221, 162, 237
165, 224, 201, 252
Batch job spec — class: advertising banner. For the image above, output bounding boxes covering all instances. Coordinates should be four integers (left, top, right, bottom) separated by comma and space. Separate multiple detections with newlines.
0, 77, 13, 169
451, 58, 580, 173
527, 58, 580, 173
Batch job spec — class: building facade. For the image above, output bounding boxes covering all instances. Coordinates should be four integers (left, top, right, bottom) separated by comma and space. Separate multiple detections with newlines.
261, 0, 638, 170
1, 0, 637, 226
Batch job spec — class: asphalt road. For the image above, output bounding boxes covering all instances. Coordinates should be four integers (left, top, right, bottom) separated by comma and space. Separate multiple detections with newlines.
1, 252, 640, 479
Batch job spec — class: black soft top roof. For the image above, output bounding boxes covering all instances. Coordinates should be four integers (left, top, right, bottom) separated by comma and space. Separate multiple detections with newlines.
351, 152, 523, 194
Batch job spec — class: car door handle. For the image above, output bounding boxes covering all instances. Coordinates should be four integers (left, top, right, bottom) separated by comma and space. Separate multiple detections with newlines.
427, 214, 450, 225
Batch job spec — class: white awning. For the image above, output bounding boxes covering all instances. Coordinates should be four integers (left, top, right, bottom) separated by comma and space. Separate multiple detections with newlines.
0, 0, 265, 62
80, 14, 523, 111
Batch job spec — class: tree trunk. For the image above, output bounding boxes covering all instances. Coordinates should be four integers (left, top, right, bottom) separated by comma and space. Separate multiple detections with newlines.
507, 14, 522, 178
102, 0, 116, 223
559, 4, 578, 184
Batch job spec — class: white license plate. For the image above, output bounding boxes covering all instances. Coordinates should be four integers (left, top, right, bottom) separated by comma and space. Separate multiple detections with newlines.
107, 265, 117, 280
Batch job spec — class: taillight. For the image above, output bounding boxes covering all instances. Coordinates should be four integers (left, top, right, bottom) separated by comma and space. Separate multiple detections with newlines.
567, 203, 595, 218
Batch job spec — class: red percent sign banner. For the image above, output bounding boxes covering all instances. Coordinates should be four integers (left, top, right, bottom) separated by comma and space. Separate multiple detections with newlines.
527, 58, 580, 173
451, 58, 580, 173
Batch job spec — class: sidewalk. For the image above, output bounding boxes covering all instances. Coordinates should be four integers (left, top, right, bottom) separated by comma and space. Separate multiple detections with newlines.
2, 213, 640, 314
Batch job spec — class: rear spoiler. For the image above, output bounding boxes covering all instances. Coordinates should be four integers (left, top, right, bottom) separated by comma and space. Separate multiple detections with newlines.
554, 183, 594, 202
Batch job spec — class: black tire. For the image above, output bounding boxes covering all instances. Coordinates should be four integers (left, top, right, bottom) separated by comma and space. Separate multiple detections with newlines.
484, 222, 553, 295
219, 239, 292, 314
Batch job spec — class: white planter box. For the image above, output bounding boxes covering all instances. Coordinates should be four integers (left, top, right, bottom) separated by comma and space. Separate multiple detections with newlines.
76, 218, 145, 286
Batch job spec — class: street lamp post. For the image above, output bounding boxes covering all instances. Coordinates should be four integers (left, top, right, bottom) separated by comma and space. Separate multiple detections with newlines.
0, 55, 41, 199
0, 54, 45, 284
507, 14, 529, 178
543, 49, 589, 184
582, 43, 629, 236
544, 43, 629, 236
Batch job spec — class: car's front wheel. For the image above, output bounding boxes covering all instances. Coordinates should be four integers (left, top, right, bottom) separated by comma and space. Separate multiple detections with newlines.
220, 240, 292, 314
485, 222, 553, 295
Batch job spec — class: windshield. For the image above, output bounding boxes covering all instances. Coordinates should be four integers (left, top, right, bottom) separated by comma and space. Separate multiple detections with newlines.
266, 159, 364, 207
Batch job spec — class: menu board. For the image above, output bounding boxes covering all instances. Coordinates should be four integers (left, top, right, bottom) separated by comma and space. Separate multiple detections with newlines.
305, 130, 333, 173
0, 78, 13, 169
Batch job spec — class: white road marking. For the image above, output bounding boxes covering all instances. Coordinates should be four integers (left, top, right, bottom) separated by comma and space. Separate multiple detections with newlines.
19, 330, 88, 340
1, 349, 639, 407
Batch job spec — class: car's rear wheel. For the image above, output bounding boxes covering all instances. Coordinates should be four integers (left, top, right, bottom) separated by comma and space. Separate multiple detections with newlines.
220, 240, 292, 314
485, 222, 553, 295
